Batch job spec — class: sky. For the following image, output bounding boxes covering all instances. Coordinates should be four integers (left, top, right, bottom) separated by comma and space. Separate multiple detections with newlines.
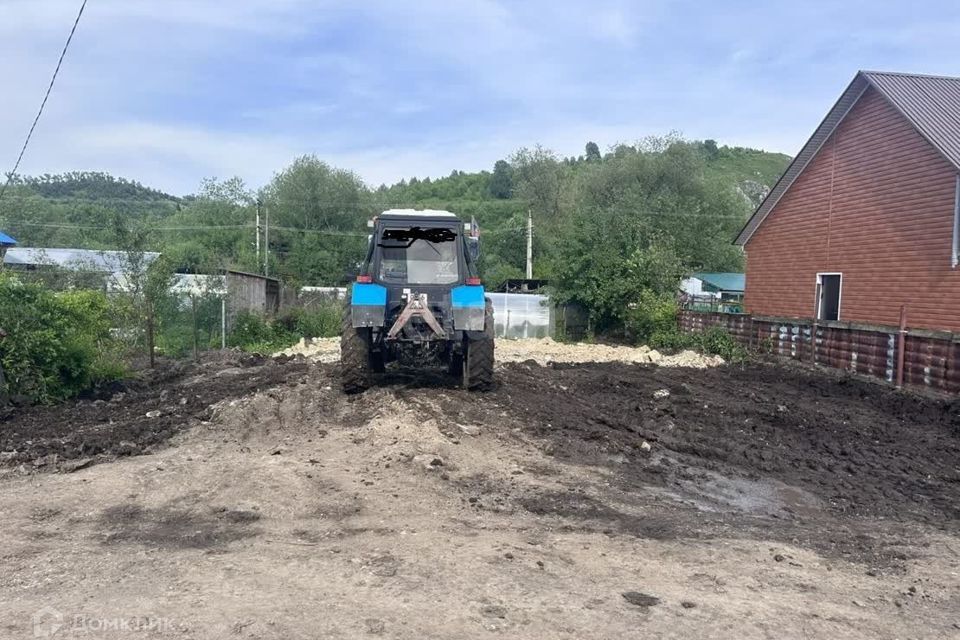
2, 0, 960, 195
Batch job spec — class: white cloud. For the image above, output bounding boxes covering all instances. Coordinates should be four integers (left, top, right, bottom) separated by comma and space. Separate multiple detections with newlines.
592, 7, 639, 47
61, 122, 302, 192
4, 0, 960, 198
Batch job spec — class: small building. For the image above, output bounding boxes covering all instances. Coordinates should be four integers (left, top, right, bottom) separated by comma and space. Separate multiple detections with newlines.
0, 232, 16, 260
170, 273, 226, 298
681, 272, 745, 298
225, 270, 282, 317
3, 247, 160, 291
736, 71, 960, 331
680, 272, 745, 313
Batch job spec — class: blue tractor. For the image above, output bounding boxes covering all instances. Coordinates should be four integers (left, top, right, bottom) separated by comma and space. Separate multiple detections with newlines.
341, 209, 494, 393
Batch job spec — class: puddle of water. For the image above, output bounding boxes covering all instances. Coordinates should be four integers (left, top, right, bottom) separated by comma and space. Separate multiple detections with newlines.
648, 466, 824, 518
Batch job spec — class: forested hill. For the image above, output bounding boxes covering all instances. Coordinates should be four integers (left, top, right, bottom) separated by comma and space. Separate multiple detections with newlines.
6, 172, 179, 203
376, 140, 790, 287
380, 141, 789, 210
0, 171, 183, 250
0, 139, 790, 313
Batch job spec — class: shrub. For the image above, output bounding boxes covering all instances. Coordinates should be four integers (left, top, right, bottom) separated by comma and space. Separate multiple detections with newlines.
58, 289, 128, 384
294, 304, 341, 338
0, 275, 124, 403
228, 311, 281, 349
623, 291, 679, 343
696, 326, 748, 362
228, 302, 341, 353
274, 304, 341, 340
650, 325, 748, 363
649, 328, 695, 351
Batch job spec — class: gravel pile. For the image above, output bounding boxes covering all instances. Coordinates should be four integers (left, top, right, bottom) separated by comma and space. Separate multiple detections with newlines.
276, 336, 722, 368
495, 338, 723, 367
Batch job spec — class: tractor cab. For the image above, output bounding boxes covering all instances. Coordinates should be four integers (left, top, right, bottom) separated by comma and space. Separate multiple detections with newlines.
341, 209, 493, 392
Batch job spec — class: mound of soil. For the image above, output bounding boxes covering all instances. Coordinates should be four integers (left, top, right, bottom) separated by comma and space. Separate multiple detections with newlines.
491, 360, 960, 528
0, 352, 311, 470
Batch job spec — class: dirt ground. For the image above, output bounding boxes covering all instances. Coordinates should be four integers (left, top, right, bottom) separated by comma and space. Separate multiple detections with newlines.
1, 345, 959, 639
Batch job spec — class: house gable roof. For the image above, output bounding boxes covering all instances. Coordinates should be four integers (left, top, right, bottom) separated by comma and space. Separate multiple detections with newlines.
735, 70, 960, 246
0, 231, 16, 246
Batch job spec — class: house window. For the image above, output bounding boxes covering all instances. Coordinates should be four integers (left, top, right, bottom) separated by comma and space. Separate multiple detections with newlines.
816, 273, 842, 321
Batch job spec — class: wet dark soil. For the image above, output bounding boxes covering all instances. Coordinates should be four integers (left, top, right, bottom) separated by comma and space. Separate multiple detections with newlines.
491, 360, 960, 528
0, 352, 311, 469
410, 360, 960, 565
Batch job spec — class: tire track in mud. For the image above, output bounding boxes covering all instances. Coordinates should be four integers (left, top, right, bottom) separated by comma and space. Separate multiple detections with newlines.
485, 361, 960, 525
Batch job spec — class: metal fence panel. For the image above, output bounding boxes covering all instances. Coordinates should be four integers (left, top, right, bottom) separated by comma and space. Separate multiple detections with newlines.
679, 309, 960, 393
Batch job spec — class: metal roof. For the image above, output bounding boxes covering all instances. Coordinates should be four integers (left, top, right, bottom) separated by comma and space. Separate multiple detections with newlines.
3, 247, 160, 272
225, 268, 280, 283
735, 70, 960, 246
380, 208, 457, 218
0, 231, 16, 246
865, 71, 960, 169
692, 272, 745, 293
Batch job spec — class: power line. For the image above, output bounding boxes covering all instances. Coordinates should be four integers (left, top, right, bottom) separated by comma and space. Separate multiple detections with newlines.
267, 225, 367, 237
2, 220, 369, 236
4, 221, 254, 232
0, 0, 89, 203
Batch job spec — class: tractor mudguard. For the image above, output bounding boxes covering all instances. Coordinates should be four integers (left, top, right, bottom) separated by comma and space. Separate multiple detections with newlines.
451, 284, 486, 331
350, 283, 387, 327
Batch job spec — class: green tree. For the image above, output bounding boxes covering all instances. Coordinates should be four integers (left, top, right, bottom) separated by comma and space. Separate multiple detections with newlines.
511, 146, 564, 220
585, 141, 601, 162
703, 139, 720, 159
548, 136, 750, 334
488, 160, 513, 199
261, 155, 371, 285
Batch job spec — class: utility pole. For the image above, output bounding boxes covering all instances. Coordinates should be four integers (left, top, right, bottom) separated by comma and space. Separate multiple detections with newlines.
525, 208, 533, 280
263, 203, 269, 278
255, 198, 262, 268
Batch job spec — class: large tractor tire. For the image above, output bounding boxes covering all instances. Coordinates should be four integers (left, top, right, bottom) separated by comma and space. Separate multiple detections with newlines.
341, 305, 373, 394
463, 299, 495, 391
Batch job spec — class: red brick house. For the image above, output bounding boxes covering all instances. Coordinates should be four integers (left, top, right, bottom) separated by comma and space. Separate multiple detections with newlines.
735, 71, 960, 332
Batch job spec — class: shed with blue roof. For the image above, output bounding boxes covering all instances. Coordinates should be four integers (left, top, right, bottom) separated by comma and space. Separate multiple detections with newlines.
0, 232, 16, 260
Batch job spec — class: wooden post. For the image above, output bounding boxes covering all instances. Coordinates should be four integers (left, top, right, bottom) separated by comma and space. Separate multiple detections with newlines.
191, 296, 199, 361
896, 305, 907, 389
221, 297, 227, 349
0, 327, 7, 405
146, 301, 155, 368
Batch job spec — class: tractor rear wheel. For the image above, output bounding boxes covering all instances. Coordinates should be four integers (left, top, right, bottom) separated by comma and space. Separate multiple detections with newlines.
463, 299, 494, 391
341, 305, 373, 394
